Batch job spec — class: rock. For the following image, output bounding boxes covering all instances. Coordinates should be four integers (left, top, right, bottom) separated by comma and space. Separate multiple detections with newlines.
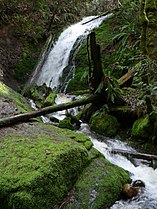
59, 116, 75, 130
122, 180, 145, 200
132, 180, 145, 188
0, 123, 91, 209
61, 157, 131, 209
89, 110, 119, 137
131, 115, 152, 140
43, 92, 57, 107
122, 184, 138, 199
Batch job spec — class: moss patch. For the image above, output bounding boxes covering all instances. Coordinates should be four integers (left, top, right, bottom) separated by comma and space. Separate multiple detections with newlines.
131, 115, 152, 140
90, 111, 119, 137
63, 157, 131, 209
0, 81, 32, 114
0, 123, 90, 209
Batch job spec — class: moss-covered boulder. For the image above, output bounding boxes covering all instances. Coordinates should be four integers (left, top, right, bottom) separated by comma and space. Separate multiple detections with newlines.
89, 111, 119, 137
62, 157, 131, 209
59, 117, 75, 130
0, 123, 91, 209
131, 115, 153, 140
0, 81, 32, 117
43, 92, 57, 107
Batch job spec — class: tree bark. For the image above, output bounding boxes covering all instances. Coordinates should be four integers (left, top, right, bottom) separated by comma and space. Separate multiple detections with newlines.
89, 32, 103, 93
111, 148, 157, 161
0, 95, 98, 128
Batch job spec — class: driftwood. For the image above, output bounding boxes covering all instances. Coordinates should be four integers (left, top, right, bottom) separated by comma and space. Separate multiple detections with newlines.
0, 95, 98, 128
111, 148, 157, 161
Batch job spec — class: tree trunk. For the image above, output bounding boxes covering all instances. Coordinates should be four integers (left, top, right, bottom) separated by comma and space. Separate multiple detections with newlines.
140, 0, 148, 56
0, 95, 98, 128
89, 32, 103, 93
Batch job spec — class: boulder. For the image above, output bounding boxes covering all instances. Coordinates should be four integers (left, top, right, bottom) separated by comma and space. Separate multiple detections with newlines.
131, 115, 152, 140
61, 157, 131, 209
0, 123, 91, 209
90, 111, 119, 137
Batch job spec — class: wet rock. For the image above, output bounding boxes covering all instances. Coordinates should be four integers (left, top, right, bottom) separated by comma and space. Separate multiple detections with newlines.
122, 180, 145, 200
122, 183, 138, 199
132, 180, 145, 188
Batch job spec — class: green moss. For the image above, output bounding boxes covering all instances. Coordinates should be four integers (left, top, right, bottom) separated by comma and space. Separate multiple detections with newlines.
0, 123, 90, 209
90, 111, 119, 137
64, 157, 131, 209
59, 117, 75, 130
66, 67, 89, 93
131, 115, 152, 140
52, 124, 92, 149
84, 141, 93, 150
43, 92, 56, 107
0, 81, 31, 113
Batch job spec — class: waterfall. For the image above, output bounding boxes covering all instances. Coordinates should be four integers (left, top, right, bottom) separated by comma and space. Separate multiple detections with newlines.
31, 15, 111, 90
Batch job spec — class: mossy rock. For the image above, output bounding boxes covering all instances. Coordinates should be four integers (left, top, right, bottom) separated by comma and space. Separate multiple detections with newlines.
25, 84, 54, 108
62, 157, 131, 209
0, 81, 32, 115
43, 92, 57, 107
131, 115, 153, 140
0, 123, 91, 209
90, 111, 119, 137
59, 117, 75, 130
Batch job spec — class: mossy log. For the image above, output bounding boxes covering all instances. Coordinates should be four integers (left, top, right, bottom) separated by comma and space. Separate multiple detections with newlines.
111, 148, 157, 161
0, 95, 98, 128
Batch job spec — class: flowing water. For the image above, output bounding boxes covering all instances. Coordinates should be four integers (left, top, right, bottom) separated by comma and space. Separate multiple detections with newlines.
31, 15, 112, 90
30, 15, 157, 208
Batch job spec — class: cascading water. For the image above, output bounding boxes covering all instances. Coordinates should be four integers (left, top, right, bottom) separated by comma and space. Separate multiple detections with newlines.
79, 123, 157, 209
30, 15, 157, 208
31, 15, 111, 90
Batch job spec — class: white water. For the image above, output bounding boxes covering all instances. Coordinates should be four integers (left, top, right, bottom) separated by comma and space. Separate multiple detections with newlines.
34, 15, 111, 90
79, 123, 157, 209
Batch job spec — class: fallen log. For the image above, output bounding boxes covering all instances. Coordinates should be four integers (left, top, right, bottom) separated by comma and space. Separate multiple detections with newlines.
0, 94, 98, 128
111, 148, 157, 161
118, 70, 135, 86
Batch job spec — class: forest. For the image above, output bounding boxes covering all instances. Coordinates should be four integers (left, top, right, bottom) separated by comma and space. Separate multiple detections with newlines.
0, 0, 157, 209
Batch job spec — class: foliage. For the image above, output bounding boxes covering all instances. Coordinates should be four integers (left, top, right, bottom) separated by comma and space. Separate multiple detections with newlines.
96, 71, 122, 104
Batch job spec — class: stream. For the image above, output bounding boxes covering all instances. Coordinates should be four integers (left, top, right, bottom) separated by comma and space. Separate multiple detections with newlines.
30, 15, 157, 208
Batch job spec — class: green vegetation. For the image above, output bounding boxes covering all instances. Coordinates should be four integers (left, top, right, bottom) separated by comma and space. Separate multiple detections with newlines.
0, 81, 31, 113
131, 115, 152, 140
90, 110, 119, 137
0, 123, 90, 209
64, 157, 131, 209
